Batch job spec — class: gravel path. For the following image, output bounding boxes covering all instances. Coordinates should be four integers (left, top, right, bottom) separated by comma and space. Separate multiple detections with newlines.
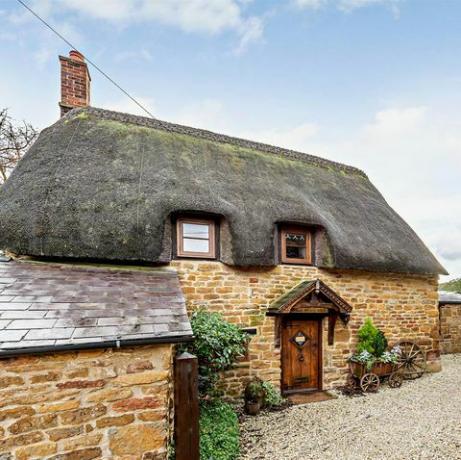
240, 354, 461, 460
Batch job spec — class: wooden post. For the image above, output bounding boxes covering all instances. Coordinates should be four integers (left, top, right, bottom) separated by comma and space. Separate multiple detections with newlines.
328, 311, 337, 346
174, 352, 199, 460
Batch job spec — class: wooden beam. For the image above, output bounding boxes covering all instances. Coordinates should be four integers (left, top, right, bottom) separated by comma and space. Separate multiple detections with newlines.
328, 311, 337, 346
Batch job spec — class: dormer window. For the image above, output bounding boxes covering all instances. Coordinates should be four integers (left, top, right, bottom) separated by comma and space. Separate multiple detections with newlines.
176, 217, 216, 259
280, 226, 312, 265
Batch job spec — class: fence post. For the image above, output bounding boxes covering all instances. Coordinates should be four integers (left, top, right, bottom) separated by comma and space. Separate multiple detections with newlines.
174, 352, 199, 460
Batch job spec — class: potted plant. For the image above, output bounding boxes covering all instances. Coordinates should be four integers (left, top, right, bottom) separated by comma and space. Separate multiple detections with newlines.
244, 378, 265, 415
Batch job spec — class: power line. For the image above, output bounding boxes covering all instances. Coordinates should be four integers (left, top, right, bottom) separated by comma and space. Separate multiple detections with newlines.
16, 0, 156, 119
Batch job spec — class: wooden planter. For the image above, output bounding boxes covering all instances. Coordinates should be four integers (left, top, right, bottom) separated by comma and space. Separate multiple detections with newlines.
348, 360, 404, 392
349, 361, 394, 379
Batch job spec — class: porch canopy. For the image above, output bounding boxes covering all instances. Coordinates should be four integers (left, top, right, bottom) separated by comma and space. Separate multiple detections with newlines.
267, 279, 352, 345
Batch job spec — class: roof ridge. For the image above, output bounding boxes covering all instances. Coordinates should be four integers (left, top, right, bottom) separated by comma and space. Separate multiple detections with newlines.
66, 106, 367, 177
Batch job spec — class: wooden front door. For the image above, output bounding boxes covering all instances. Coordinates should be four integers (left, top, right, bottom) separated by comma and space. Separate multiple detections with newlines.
281, 318, 322, 393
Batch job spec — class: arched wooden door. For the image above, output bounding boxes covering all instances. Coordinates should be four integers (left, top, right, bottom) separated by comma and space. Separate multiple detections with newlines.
281, 317, 322, 394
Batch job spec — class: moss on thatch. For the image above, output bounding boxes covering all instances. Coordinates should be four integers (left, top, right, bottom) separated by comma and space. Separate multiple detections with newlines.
0, 107, 446, 275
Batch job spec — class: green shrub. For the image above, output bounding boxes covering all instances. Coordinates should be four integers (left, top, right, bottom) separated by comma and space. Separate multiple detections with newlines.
261, 381, 284, 408
440, 278, 461, 293
356, 318, 388, 357
181, 310, 248, 395
244, 378, 284, 408
200, 400, 240, 460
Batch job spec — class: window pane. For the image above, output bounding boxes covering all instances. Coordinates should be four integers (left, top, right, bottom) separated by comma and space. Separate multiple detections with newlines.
285, 233, 306, 246
182, 223, 209, 239
183, 238, 209, 253
286, 245, 306, 259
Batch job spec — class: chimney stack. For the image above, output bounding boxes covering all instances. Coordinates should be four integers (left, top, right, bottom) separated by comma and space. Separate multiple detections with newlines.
59, 50, 91, 117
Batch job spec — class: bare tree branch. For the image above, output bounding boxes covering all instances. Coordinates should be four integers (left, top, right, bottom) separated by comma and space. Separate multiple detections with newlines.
0, 108, 38, 185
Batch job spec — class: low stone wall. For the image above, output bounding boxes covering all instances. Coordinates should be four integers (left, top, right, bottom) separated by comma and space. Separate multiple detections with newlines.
172, 261, 440, 398
0, 344, 173, 460
439, 303, 461, 354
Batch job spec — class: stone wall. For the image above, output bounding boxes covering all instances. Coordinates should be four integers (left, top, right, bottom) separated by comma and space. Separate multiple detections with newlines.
172, 261, 440, 397
439, 303, 461, 354
0, 344, 173, 460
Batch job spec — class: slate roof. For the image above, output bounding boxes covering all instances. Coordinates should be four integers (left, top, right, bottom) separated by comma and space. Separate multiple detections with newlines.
0, 259, 192, 356
439, 290, 461, 305
0, 106, 446, 275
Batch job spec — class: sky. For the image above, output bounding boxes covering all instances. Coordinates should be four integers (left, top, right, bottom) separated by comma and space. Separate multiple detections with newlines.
1, 0, 460, 280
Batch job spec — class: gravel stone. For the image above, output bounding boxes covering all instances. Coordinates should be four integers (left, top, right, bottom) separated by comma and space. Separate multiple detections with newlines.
240, 354, 461, 460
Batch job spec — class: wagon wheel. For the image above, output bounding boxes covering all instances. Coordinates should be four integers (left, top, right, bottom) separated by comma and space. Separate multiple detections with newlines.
388, 372, 403, 389
395, 341, 426, 379
360, 373, 380, 392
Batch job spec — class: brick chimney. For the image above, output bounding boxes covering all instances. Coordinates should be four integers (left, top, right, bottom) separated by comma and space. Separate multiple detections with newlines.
59, 50, 91, 117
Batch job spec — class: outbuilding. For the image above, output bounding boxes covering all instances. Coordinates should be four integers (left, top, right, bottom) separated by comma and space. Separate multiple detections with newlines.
439, 291, 461, 354
0, 259, 192, 459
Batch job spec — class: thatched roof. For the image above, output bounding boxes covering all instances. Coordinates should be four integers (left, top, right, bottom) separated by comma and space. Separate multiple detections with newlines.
0, 107, 446, 275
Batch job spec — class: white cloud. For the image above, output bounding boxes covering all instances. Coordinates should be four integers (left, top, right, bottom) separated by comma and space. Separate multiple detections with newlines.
9, 0, 264, 54
8, 0, 53, 24
8, 1, 84, 66
102, 95, 156, 117
294, 0, 403, 17
103, 96, 234, 137
234, 16, 264, 55
170, 99, 228, 131
241, 122, 320, 151
114, 49, 152, 63
58, 0, 135, 22
30, 20, 83, 65
294, 0, 328, 9
33, 47, 53, 67
363, 106, 427, 137
137, 1, 242, 33
339, 0, 398, 10
339, 0, 402, 18
58, 0, 263, 52
437, 232, 461, 262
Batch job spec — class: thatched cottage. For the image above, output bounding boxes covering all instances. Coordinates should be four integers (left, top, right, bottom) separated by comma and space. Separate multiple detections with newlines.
0, 50, 446, 457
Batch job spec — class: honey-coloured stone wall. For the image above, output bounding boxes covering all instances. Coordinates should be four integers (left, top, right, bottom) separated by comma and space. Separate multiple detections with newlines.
0, 344, 173, 460
439, 303, 461, 354
172, 261, 440, 397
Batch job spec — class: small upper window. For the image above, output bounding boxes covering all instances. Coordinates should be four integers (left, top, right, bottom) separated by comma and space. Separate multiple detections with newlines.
176, 218, 216, 259
280, 226, 312, 265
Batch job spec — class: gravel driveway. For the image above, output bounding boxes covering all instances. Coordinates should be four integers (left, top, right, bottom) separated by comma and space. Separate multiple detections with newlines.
240, 354, 461, 460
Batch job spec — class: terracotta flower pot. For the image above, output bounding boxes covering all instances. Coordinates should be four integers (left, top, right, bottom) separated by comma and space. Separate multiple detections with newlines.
245, 401, 261, 416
